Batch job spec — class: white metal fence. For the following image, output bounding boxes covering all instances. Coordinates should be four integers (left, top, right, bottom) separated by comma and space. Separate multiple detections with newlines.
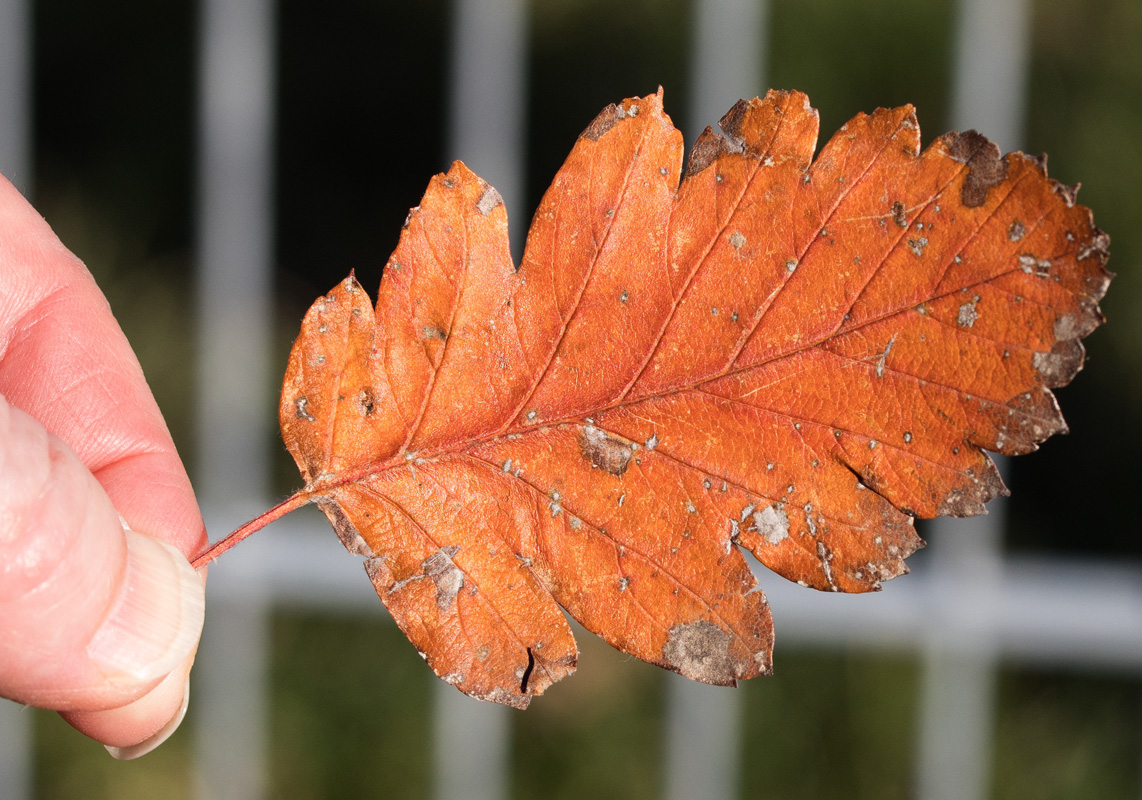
1, 1, 1140, 798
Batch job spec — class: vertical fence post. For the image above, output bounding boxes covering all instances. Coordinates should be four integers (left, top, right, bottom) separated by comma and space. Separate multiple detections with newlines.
915, 5, 1030, 798
687, 0, 769, 144
192, 0, 277, 798
0, 1, 32, 798
664, 3, 770, 799
0, 0, 30, 194
446, 0, 528, 260
433, 1, 527, 799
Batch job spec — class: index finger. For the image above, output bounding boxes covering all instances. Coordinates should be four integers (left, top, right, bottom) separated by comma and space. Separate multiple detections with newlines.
0, 175, 205, 557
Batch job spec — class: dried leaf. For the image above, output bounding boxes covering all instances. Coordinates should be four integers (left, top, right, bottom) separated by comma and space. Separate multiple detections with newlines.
275, 90, 1110, 707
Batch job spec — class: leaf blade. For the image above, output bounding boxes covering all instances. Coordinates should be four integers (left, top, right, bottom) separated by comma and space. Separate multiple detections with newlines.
279, 90, 1110, 704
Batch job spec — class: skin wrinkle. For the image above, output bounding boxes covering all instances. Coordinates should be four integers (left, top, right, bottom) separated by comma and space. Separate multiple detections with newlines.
2, 289, 170, 480
0, 282, 69, 363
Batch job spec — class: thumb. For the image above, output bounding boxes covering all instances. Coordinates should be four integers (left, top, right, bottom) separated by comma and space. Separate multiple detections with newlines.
0, 395, 204, 746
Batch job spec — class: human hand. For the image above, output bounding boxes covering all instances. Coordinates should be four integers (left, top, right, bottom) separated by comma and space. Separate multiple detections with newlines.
0, 174, 206, 759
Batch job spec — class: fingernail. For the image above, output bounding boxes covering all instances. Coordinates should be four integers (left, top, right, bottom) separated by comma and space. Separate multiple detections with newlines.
88, 529, 205, 683
106, 676, 191, 761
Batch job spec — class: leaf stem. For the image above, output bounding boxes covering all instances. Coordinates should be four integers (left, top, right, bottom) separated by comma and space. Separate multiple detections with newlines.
191, 490, 314, 570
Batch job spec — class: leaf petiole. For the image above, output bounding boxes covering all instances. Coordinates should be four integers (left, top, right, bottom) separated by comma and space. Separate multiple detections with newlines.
191, 490, 314, 569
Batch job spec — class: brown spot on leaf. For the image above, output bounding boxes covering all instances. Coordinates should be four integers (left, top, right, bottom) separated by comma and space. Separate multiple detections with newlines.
686, 125, 746, 176
717, 97, 752, 141
945, 130, 1008, 208
357, 387, 375, 416
892, 200, 907, 228
582, 103, 625, 141
662, 620, 741, 686
579, 425, 634, 476
318, 499, 374, 557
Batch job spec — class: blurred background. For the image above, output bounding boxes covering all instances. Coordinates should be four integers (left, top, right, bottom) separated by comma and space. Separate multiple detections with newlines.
1, 0, 1140, 798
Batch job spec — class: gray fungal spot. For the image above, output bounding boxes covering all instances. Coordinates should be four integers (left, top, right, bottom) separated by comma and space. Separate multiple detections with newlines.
295, 396, 316, 422
1008, 220, 1026, 241
957, 300, 979, 328
752, 505, 790, 545
579, 425, 634, 476
1054, 313, 1094, 341
423, 546, 464, 610
729, 231, 746, 250
908, 237, 929, 257
645, 433, 659, 450
1032, 340, 1085, 388
662, 620, 740, 685
477, 185, 503, 216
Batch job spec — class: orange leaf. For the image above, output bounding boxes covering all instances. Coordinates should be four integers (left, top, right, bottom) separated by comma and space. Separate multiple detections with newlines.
274, 90, 1110, 707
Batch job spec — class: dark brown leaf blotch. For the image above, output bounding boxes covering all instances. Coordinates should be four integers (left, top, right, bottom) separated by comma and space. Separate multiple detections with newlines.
582, 103, 624, 141
578, 425, 634, 476
946, 130, 1009, 208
